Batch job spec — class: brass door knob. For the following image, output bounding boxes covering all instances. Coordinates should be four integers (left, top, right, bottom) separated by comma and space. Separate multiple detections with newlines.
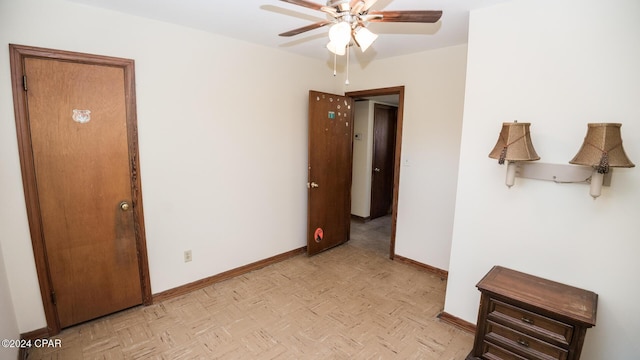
120, 201, 130, 211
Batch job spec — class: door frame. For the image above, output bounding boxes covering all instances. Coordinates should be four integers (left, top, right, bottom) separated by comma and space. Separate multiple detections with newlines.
9, 44, 152, 335
346, 86, 404, 260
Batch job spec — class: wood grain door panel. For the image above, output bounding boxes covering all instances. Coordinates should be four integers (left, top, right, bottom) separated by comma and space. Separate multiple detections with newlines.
307, 91, 354, 256
370, 104, 397, 219
10, 44, 151, 333
26, 58, 142, 328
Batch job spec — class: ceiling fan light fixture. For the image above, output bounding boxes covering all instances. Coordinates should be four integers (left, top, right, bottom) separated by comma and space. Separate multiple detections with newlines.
328, 21, 351, 48
326, 40, 346, 55
353, 27, 378, 52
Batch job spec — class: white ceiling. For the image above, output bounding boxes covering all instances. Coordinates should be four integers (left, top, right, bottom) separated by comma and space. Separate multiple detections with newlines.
68, 0, 511, 62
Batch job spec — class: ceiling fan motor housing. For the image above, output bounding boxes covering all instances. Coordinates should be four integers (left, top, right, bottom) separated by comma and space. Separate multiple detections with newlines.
327, 0, 351, 11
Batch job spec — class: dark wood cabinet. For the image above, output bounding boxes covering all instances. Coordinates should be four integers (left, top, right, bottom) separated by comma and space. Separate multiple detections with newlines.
467, 266, 597, 360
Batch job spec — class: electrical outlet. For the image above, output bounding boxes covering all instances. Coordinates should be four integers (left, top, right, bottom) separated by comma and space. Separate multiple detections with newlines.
184, 250, 192, 263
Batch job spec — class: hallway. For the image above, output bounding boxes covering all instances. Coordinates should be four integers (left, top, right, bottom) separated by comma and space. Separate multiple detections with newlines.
349, 215, 392, 257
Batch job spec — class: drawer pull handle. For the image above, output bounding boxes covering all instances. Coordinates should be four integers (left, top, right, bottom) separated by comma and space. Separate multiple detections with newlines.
517, 339, 530, 347
521, 316, 534, 325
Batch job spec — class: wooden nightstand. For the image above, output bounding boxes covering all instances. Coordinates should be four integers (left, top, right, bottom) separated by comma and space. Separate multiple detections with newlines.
466, 266, 597, 360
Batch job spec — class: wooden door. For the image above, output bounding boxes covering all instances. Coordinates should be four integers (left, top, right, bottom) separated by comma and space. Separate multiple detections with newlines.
10, 45, 151, 333
370, 104, 397, 219
307, 90, 354, 256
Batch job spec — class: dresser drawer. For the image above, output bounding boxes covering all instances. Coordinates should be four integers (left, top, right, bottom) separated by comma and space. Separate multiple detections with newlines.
485, 320, 568, 360
488, 299, 574, 346
481, 341, 527, 360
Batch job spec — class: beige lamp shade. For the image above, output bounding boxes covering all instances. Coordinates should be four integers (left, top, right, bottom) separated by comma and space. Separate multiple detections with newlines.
570, 123, 635, 174
489, 122, 540, 164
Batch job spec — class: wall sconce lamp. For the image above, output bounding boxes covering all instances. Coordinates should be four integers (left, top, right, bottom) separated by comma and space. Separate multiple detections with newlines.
569, 123, 635, 199
489, 122, 634, 198
489, 121, 540, 187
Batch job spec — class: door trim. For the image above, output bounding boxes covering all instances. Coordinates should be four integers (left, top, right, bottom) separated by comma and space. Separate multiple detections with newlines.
345, 86, 404, 260
9, 44, 152, 335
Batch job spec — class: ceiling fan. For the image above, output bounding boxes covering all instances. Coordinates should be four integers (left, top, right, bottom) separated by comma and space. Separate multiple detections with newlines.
278, 0, 443, 55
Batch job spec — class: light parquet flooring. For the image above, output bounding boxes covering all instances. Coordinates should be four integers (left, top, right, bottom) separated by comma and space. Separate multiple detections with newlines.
27, 216, 473, 359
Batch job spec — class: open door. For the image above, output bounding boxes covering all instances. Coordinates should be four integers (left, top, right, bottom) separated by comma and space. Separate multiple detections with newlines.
307, 90, 354, 256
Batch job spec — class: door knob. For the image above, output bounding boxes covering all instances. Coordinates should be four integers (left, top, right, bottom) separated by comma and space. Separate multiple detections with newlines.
310, 182, 319, 188
120, 201, 130, 211
374, 168, 381, 172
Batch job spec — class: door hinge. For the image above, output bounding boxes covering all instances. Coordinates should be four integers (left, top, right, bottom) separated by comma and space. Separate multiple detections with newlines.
22, 75, 27, 91
50, 290, 57, 305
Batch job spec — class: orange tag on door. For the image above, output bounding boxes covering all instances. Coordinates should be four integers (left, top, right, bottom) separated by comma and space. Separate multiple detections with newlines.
314, 228, 324, 243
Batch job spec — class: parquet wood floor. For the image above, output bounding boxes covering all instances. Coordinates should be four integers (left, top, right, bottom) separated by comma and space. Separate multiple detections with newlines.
26, 216, 473, 359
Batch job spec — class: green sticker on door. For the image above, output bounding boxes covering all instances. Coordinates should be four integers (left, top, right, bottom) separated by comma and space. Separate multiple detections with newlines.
328, 111, 335, 119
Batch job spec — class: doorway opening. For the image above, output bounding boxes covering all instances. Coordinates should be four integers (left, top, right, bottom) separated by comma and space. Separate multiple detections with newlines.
346, 87, 404, 260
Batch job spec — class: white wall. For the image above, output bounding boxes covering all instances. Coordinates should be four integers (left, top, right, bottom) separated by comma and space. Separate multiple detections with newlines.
445, 0, 640, 358
0, 243, 19, 360
351, 101, 374, 218
347, 45, 468, 271
0, 0, 339, 333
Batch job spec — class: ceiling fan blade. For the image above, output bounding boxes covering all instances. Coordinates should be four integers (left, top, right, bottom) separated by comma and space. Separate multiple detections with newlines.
320, 6, 339, 17
367, 10, 443, 23
350, 0, 363, 14
359, 13, 383, 22
279, 20, 333, 37
361, 0, 378, 12
279, 0, 323, 11
350, 0, 378, 14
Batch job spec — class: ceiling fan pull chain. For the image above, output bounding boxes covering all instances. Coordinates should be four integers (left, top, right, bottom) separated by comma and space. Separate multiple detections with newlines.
345, 45, 350, 86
